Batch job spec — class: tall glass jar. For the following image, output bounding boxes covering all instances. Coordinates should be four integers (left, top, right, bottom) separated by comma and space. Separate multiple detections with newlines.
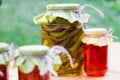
14, 45, 63, 80
0, 42, 10, 80
82, 28, 113, 76
34, 3, 90, 76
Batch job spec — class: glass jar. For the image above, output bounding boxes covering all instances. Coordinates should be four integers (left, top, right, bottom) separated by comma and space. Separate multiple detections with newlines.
14, 45, 63, 80
34, 3, 90, 76
0, 42, 10, 80
18, 66, 49, 80
82, 28, 113, 76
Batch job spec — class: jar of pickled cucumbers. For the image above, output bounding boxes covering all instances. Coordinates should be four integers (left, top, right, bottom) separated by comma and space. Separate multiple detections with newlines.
0, 42, 10, 80
82, 28, 113, 76
33, 3, 104, 76
14, 45, 68, 80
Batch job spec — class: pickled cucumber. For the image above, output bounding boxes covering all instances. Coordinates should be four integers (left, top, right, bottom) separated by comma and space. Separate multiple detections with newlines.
41, 20, 84, 75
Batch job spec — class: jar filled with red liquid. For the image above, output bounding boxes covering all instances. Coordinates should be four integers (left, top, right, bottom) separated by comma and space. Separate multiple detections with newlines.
0, 42, 10, 80
14, 45, 63, 80
82, 28, 113, 76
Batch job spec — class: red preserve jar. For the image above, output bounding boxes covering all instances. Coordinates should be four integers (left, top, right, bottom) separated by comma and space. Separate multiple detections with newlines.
82, 28, 113, 76
14, 45, 62, 80
18, 66, 50, 80
0, 42, 10, 80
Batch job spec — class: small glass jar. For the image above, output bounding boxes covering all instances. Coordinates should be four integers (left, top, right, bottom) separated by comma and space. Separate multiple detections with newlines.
14, 45, 62, 80
82, 28, 112, 76
0, 42, 10, 80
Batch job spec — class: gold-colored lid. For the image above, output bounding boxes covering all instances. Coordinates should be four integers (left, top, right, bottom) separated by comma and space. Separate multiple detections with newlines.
47, 3, 80, 10
0, 42, 9, 52
84, 28, 107, 37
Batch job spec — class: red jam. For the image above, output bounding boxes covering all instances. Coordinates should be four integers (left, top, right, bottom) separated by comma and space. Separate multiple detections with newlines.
83, 43, 108, 76
0, 65, 7, 80
19, 66, 50, 80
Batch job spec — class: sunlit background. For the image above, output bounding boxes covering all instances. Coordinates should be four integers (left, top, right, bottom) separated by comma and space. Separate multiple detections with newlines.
0, 0, 120, 47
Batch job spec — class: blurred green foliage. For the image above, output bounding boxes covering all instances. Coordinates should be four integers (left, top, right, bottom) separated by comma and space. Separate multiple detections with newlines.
0, 0, 2, 6
0, 0, 120, 46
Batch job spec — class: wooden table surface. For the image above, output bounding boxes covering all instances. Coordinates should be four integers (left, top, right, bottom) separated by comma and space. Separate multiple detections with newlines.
9, 42, 120, 80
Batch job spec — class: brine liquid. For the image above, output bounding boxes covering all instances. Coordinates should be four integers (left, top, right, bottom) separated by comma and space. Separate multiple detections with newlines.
19, 66, 50, 80
0, 65, 7, 80
83, 43, 107, 76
